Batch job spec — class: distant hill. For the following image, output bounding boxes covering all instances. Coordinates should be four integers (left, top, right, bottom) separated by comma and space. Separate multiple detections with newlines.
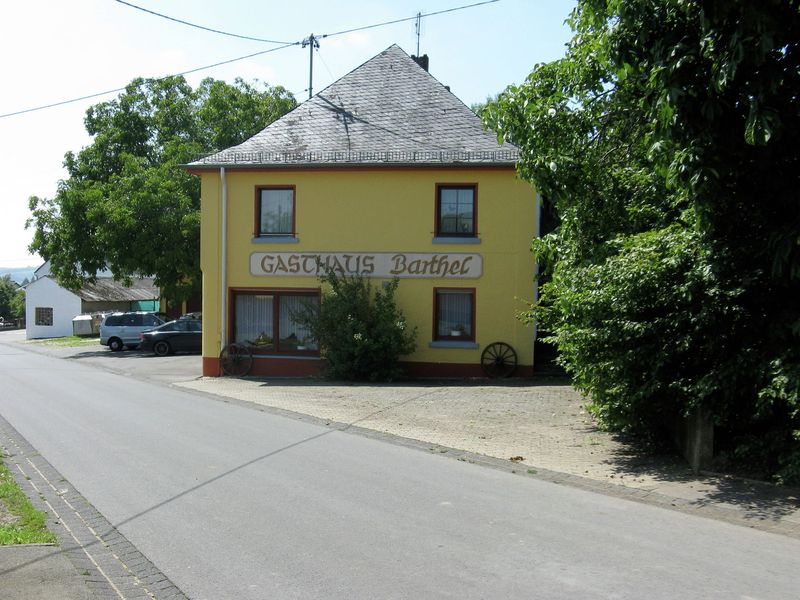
0, 266, 37, 285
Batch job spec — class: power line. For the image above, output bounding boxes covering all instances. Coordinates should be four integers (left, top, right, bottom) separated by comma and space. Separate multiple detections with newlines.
0, 44, 297, 119
319, 0, 499, 39
303, 0, 499, 97
114, 0, 499, 46
114, 0, 296, 44
1, 0, 502, 119
314, 46, 336, 84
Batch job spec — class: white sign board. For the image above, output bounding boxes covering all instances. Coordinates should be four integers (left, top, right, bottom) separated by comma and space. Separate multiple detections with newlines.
250, 252, 482, 279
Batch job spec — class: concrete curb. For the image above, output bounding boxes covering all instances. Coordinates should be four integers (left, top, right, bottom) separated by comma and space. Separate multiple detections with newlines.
0, 414, 188, 600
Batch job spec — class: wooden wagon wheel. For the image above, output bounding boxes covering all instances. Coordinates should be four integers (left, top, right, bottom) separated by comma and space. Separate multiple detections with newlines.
219, 343, 253, 377
481, 342, 518, 378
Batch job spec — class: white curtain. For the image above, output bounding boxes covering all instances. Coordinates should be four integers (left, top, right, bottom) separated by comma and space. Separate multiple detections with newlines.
437, 292, 472, 336
235, 295, 273, 344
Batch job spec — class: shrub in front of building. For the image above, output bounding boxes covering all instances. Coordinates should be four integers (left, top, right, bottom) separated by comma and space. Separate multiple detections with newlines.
295, 271, 417, 381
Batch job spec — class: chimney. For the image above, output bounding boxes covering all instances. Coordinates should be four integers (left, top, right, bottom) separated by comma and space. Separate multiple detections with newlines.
411, 54, 429, 71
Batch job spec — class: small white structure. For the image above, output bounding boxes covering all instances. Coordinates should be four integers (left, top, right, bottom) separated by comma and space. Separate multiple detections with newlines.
25, 262, 159, 340
25, 276, 82, 338
71, 314, 97, 336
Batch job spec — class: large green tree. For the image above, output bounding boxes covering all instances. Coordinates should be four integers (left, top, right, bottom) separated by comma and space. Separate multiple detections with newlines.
485, 0, 800, 483
0, 275, 24, 320
28, 76, 295, 302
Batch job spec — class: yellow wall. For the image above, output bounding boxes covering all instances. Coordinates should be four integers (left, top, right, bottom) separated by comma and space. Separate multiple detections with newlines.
198, 167, 537, 369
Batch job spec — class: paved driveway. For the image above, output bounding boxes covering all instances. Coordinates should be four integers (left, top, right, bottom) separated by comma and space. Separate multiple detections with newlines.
2, 329, 201, 385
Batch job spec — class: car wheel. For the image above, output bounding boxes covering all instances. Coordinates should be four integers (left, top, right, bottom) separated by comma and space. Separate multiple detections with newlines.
153, 341, 171, 357
108, 338, 123, 352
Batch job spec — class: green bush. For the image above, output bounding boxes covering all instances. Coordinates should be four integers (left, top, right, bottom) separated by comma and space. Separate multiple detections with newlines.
294, 271, 417, 381
487, 0, 800, 485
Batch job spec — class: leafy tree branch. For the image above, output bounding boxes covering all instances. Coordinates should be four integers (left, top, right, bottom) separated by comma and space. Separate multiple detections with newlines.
27, 76, 296, 302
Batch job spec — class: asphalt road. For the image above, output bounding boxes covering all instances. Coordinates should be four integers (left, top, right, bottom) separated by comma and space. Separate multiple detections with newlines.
3, 329, 203, 384
1, 337, 799, 599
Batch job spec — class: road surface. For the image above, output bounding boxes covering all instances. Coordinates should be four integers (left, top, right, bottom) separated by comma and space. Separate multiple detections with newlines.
1, 338, 798, 599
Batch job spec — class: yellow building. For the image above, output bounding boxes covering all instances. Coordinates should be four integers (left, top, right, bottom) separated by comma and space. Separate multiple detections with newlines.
188, 45, 538, 378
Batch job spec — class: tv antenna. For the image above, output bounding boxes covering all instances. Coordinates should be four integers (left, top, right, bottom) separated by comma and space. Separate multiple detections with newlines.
302, 34, 320, 99
415, 12, 422, 56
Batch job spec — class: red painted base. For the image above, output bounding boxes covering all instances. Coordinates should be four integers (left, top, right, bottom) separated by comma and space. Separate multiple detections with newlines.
403, 362, 535, 379
202, 357, 221, 377
203, 356, 534, 379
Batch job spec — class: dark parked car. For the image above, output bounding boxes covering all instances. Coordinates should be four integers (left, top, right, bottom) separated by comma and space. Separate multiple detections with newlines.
139, 319, 202, 356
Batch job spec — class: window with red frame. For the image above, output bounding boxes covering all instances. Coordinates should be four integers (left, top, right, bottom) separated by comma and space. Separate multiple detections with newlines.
436, 185, 476, 237
257, 187, 295, 236
434, 288, 475, 341
233, 290, 319, 353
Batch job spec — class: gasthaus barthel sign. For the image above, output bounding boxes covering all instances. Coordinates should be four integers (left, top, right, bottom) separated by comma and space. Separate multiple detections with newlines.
250, 252, 482, 279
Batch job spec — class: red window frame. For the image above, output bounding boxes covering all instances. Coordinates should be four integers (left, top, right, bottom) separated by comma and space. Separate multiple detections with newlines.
435, 184, 478, 237
230, 288, 319, 355
255, 186, 296, 237
433, 287, 476, 341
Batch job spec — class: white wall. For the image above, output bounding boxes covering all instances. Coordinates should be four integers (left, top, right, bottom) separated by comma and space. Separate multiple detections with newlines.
25, 276, 82, 339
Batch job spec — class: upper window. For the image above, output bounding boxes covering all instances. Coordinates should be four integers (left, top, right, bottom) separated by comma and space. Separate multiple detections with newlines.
434, 289, 475, 341
257, 187, 295, 236
436, 185, 476, 237
35, 307, 53, 327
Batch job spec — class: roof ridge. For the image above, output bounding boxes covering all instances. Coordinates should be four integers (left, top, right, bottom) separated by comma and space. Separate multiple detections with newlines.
189, 44, 517, 167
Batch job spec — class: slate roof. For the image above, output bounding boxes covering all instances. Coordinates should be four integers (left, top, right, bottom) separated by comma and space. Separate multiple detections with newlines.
76, 277, 159, 302
190, 44, 517, 167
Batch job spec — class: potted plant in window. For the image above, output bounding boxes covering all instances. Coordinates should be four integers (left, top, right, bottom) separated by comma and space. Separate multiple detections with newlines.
252, 332, 272, 346
450, 324, 467, 337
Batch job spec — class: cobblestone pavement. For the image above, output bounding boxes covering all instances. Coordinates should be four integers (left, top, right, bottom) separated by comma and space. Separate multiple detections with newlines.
176, 376, 800, 538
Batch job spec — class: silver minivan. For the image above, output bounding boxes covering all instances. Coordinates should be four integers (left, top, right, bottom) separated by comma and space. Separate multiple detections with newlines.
100, 312, 165, 351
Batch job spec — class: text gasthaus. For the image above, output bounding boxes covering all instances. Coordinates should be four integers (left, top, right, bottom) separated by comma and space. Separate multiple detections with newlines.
249, 252, 483, 279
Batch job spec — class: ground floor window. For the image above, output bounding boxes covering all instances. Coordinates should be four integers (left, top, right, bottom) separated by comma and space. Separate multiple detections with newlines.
35, 307, 53, 326
434, 288, 475, 341
233, 290, 319, 354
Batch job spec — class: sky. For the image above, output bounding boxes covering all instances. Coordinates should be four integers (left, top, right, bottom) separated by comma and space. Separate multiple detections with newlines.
0, 0, 577, 269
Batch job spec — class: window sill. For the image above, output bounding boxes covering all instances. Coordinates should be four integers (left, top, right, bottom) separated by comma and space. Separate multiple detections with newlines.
428, 340, 479, 349
432, 236, 480, 245
252, 235, 299, 244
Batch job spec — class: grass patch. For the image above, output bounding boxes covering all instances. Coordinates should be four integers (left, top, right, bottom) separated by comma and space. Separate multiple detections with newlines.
31, 335, 99, 347
0, 456, 57, 545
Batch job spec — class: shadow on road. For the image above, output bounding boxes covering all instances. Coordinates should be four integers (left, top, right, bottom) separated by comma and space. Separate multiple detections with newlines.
64, 348, 200, 360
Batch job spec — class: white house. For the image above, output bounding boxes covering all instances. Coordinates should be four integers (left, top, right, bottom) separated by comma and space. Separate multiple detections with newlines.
25, 276, 82, 338
25, 262, 160, 339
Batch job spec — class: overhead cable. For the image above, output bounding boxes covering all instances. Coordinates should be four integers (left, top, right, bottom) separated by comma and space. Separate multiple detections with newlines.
0, 44, 296, 119
320, 0, 499, 39
114, 0, 297, 44
1, 0, 501, 119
